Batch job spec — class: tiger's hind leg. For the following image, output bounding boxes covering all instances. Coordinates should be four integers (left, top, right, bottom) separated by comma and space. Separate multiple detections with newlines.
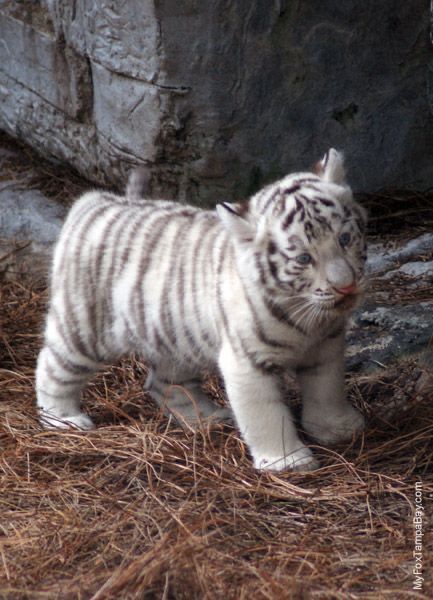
145, 368, 232, 427
35, 345, 100, 430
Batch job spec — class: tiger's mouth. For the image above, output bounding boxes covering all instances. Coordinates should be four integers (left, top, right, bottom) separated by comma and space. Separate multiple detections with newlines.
314, 292, 361, 314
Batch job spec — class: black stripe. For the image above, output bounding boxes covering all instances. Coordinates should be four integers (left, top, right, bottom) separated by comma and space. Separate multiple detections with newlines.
48, 344, 98, 375
317, 197, 335, 208
176, 217, 208, 361
152, 327, 173, 356
130, 211, 174, 339
254, 252, 267, 285
54, 199, 100, 276
295, 196, 305, 214
44, 357, 86, 387
282, 209, 296, 230
240, 279, 295, 350
91, 208, 127, 356
295, 363, 320, 375
282, 184, 301, 196
160, 220, 185, 348
294, 177, 320, 185
66, 204, 111, 360
268, 241, 277, 255
261, 189, 281, 214
221, 202, 239, 216
263, 296, 308, 336
118, 206, 156, 269
101, 208, 144, 351
267, 257, 279, 281
237, 335, 282, 375
191, 220, 220, 351
215, 240, 242, 354
57, 292, 99, 362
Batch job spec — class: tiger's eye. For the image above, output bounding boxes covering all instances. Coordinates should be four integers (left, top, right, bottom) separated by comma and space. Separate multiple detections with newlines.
296, 253, 312, 265
339, 232, 351, 247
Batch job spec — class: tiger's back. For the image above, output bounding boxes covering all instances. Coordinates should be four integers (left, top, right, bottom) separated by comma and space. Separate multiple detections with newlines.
48, 192, 228, 368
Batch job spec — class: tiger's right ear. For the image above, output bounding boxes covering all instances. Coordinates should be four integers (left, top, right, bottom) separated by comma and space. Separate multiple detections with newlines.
216, 202, 255, 242
314, 148, 346, 185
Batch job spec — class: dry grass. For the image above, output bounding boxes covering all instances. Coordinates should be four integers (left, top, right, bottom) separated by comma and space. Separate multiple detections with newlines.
362, 189, 433, 240
0, 280, 432, 600
0, 131, 93, 206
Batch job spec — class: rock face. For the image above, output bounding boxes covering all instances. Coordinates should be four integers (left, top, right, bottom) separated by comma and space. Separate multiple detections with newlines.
0, 144, 66, 281
347, 234, 433, 372
0, 1, 432, 204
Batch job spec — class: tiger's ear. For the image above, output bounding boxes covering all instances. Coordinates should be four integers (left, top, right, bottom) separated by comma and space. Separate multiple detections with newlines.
216, 202, 255, 242
314, 148, 346, 185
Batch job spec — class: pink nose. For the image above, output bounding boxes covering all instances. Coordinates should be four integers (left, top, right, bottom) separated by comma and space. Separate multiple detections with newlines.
335, 283, 357, 296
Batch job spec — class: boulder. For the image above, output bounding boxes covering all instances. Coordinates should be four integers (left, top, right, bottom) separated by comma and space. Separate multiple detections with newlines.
348, 234, 433, 372
0, 145, 66, 281
0, 1, 432, 205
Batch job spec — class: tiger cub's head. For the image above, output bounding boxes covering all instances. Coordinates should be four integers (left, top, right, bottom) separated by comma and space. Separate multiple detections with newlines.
217, 149, 367, 323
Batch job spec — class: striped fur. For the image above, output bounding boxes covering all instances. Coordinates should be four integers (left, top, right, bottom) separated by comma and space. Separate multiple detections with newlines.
36, 149, 367, 471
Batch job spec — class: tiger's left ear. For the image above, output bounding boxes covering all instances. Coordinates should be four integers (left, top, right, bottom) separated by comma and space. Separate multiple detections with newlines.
314, 148, 346, 185
216, 202, 255, 242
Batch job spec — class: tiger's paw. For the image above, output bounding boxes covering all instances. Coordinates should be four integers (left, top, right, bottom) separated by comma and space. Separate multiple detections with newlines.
253, 446, 319, 472
303, 404, 365, 444
40, 411, 95, 431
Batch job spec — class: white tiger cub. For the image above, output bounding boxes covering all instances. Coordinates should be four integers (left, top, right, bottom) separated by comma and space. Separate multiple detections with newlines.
36, 149, 367, 472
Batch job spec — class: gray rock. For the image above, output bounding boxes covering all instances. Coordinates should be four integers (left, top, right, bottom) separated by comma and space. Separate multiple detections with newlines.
348, 233, 433, 372
0, 1, 432, 204
347, 302, 433, 372
366, 234, 433, 274
0, 182, 65, 243
91, 62, 162, 164
0, 68, 99, 179
49, 0, 160, 81
398, 261, 433, 278
0, 7, 92, 120
0, 174, 65, 282
379, 260, 433, 284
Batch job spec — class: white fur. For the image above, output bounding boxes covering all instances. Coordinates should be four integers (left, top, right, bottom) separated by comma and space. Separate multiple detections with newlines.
36, 150, 367, 471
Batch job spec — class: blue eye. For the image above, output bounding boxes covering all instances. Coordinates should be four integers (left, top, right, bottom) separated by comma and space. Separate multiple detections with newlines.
296, 253, 312, 266
339, 232, 351, 247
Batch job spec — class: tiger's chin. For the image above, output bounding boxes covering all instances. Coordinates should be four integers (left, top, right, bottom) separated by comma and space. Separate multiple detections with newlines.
333, 294, 359, 311
313, 293, 363, 321
331, 291, 365, 317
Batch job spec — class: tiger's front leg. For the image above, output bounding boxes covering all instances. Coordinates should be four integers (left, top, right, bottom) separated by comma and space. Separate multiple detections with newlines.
298, 342, 365, 445
218, 344, 318, 472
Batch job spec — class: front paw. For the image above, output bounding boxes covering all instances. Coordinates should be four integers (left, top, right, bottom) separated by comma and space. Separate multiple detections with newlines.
40, 411, 95, 431
253, 446, 319, 472
303, 403, 365, 444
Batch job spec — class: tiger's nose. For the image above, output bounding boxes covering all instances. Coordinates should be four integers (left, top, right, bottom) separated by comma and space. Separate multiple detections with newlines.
326, 258, 355, 292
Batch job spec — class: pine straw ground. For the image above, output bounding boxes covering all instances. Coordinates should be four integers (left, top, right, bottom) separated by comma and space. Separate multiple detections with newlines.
0, 132, 432, 598
0, 280, 432, 600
